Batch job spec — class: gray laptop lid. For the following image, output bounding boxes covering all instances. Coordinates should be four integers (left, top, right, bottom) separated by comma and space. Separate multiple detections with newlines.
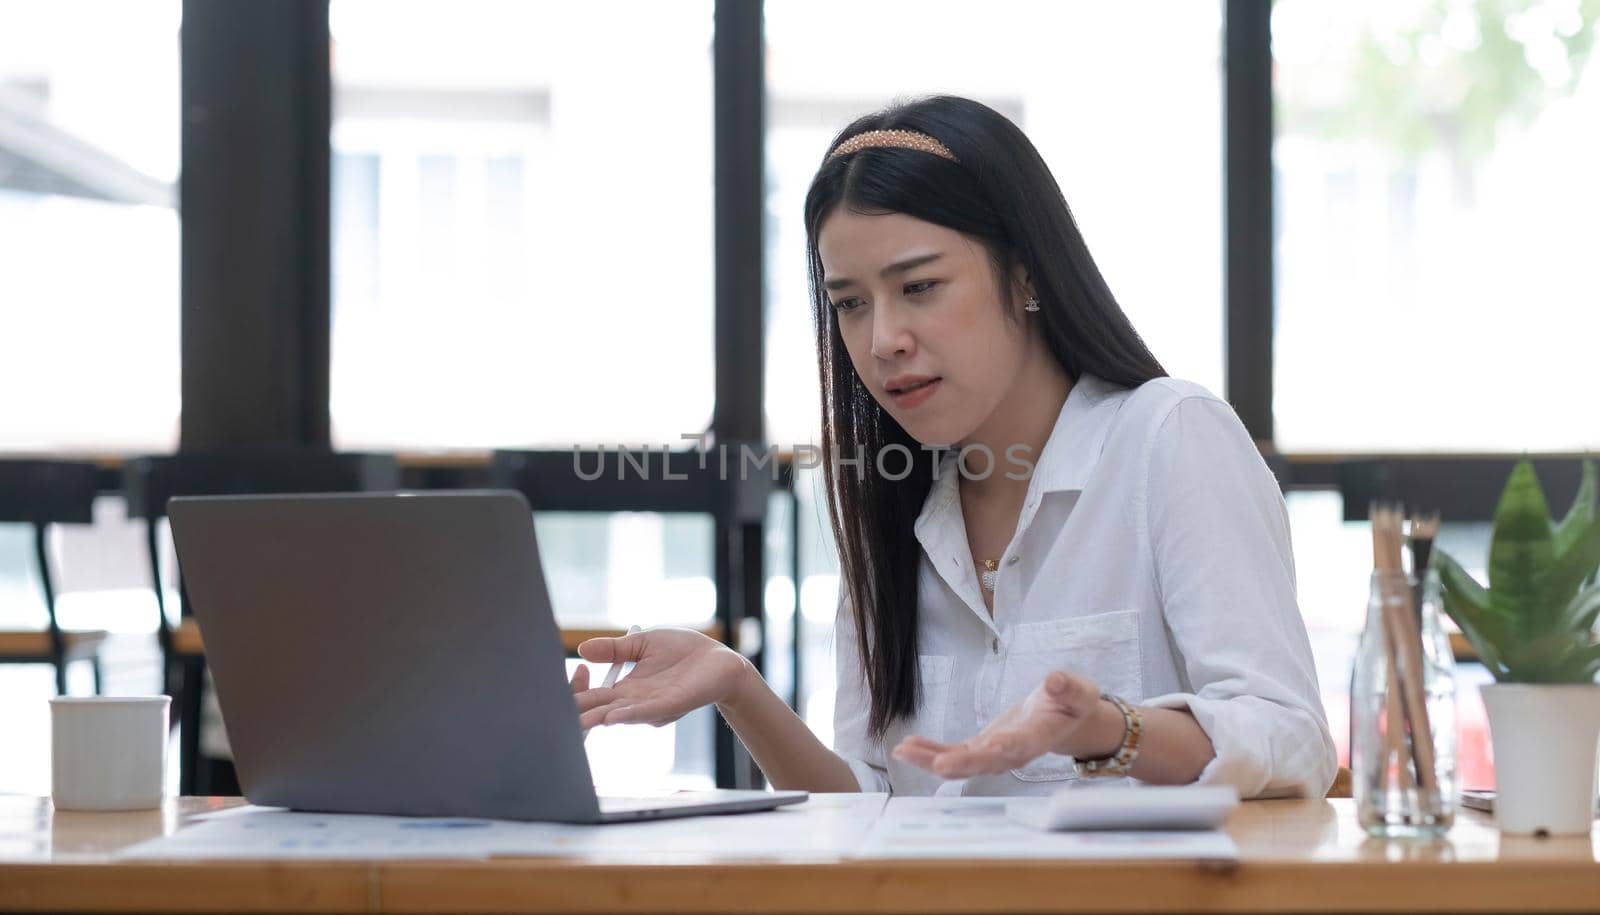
168, 491, 603, 822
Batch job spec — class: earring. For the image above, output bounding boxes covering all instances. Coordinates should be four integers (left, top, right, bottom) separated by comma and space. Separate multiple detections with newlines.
1023, 296, 1040, 312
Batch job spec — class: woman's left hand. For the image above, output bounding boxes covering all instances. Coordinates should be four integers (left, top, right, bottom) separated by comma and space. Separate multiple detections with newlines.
891, 669, 1117, 778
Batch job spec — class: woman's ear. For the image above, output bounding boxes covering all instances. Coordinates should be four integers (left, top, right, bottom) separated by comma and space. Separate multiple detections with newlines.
1009, 262, 1036, 308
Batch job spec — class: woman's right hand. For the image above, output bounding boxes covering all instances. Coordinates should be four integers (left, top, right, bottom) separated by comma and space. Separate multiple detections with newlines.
572, 626, 753, 731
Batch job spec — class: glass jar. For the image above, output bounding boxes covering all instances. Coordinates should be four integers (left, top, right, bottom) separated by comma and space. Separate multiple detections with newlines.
1350, 568, 1458, 836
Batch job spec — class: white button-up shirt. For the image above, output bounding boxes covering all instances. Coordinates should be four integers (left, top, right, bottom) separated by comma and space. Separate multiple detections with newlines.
832, 373, 1337, 799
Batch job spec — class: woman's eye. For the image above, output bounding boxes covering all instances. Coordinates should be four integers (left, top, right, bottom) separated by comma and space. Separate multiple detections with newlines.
832, 283, 933, 312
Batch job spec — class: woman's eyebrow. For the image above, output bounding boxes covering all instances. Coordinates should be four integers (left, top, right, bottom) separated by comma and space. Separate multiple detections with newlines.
824, 252, 944, 291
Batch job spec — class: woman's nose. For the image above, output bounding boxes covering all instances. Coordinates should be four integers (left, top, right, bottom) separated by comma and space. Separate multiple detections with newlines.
869, 301, 914, 360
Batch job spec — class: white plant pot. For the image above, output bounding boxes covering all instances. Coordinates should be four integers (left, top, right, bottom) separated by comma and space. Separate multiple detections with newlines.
1480, 683, 1600, 836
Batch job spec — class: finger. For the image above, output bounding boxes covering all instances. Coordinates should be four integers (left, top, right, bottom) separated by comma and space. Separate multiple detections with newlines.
576, 637, 619, 662
603, 698, 681, 727
576, 630, 648, 664
890, 742, 942, 770
932, 746, 1009, 778
1046, 670, 1100, 714
574, 686, 618, 714
569, 664, 590, 693
897, 735, 955, 752
931, 731, 1034, 777
579, 699, 631, 731
929, 748, 985, 778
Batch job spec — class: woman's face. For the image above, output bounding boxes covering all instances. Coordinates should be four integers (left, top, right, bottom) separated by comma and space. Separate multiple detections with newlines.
817, 208, 1035, 447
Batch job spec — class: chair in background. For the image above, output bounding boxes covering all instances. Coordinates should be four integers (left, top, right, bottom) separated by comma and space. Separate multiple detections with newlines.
122, 450, 400, 795
1327, 765, 1353, 799
0, 460, 107, 695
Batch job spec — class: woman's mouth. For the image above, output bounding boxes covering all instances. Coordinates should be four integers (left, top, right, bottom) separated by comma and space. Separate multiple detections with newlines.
886, 376, 942, 409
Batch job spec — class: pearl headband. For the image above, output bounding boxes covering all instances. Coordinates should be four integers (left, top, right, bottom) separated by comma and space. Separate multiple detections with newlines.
826, 129, 959, 164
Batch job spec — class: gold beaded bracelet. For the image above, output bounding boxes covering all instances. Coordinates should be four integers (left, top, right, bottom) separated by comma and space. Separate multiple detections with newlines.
1073, 692, 1143, 778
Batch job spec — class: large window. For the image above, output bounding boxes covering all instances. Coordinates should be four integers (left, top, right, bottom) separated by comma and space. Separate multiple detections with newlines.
328, 0, 716, 450
1269, 0, 1600, 787
323, 0, 725, 791
764, 0, 1227, 734
0, 0, 180, 453
0, 0, 181, 797
1273, 0, 1600, 452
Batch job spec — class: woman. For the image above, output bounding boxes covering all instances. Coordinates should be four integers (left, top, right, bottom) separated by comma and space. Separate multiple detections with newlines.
572, 95, 1336, 798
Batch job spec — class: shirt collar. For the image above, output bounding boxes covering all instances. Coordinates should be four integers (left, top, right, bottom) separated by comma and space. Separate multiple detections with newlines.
912, 371, 1127, 537
1028, 371, 1125, 495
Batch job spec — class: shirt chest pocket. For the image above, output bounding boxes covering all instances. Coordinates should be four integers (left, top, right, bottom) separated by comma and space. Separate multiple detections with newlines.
997, 609, 1144, 782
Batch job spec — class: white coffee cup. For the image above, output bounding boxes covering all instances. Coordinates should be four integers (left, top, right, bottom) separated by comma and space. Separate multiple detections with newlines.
50, 696, 170, 811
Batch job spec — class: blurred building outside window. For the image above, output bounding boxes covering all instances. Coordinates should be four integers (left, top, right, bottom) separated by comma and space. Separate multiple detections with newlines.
0, 0, 181, 795
1275, 0, 1600, 787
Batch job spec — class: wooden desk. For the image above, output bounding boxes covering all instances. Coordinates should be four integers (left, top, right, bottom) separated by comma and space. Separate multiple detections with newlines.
1, 795, 1597, 913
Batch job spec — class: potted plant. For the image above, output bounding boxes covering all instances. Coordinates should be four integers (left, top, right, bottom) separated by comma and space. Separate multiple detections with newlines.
1433, 458, 1600, 835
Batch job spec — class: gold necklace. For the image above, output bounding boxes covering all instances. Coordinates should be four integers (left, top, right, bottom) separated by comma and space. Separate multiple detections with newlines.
980, 558, 1000, 592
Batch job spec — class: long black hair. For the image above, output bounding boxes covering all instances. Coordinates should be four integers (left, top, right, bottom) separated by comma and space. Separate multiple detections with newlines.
804, 95, 1167, 740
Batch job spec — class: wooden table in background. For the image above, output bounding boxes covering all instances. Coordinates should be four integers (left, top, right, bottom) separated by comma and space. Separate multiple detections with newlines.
166, 619, 727, 658
1, 795, 1596, 914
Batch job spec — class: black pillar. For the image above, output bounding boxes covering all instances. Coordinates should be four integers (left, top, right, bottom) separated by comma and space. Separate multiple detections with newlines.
711, 0, 766, 789
180, 0, 331, 450
1224, 0, 1274, 443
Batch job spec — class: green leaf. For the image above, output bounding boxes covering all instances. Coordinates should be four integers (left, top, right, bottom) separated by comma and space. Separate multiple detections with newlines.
1498, 629, 1593, 682
1434, 547, 1491, 617
1434, 548, 1511, 678
1544, 640, 1600, 684
1561, 582, 1600, 636
1446, 596, 1510, 680
1449, 460, 1600, 683
1539, 511, 1600, 624
1488, 460, 1556, 633
1554, 459, 1598, 560
1442, 549, 1517, 641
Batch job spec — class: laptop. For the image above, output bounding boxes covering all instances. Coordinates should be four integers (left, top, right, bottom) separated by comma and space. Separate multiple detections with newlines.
167, 490, 807, 823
